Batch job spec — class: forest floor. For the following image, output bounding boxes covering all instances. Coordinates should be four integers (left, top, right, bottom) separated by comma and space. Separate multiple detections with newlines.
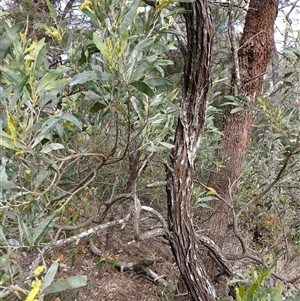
23, 204, 179, 301
43, 218, 178, 301
7, 201, 300, 301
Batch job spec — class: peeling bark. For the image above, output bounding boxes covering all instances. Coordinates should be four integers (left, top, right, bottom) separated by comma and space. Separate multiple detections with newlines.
166, 1, 215, 300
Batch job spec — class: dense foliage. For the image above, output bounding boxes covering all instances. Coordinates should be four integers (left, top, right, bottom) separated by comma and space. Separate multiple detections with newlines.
0, 0, 300, 300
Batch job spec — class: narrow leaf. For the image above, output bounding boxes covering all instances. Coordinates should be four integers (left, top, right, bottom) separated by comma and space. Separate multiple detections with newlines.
145, 77, 174, 86
32, 39, 49, 80
69, 71, 97, 85
33, 213, 56, 244
42, 275, 87, 294
130, 81, 155, 98
119, 0, 140, 34
40, 260, 59, 293
36, 66, 65, 94
69, 71, 115, 85
41, 143, 65, 154
46, 0, 57, 23
0, 21, 25, 61
206, 187, 218, 196
230, 107, 244, 114
18, 216, 33, 247
61, 113, 82, 130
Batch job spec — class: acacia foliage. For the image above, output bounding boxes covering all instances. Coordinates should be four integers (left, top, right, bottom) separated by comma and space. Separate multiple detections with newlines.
0, 0, 300, 299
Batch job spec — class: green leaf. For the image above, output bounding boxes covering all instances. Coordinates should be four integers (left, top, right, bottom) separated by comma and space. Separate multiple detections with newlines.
231, 107, 244, 114
46, 0, 57, 23
40, 260, 60, 293
32, 39, 49, 80
0, 137, 14, 150
0, 65, 23, 86
130, 81, 155, 98
7, 113, 17, 145
120, 29, 129, 55
144, 77, 174, 86
197, 196, 216, 203
44, 78, 69, 91
130, 96, 144, 122
90, 102, 107, 113
33, 213, 56, 244
158, 142, 174, 149
257, 270, 271, 287
42, 275, 87, 294
119, 0, 140, 34
196, 202, 213, 209
41, 143, 65, 154
0, 227, 8, 246
236, 286, 244, 301
9, 75, 30, 110
69, 71, 115, 85
237, 286, 245, 301
35, 166, 48, 190
61, 113, 82, 131
93, 33, 106, 57
245, 283, 258, 301
36, 66, 66, 94
223, 95, 236, 102
236, 95, 249, 102
0, 21, 25, 62
206, 187, 218, 196
18, 215, 33, 247
283, 71, 294, 78
0, 159, 17, 190
0, 179, 16, 190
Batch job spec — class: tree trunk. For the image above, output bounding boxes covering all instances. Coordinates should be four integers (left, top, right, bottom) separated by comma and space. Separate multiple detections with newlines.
196, 0, 279, 277
166, 1, 215, 300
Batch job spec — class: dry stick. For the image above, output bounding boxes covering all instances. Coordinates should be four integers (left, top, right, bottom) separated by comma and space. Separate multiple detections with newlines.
51, 213, 132, 247
91, 240, 171, 287
146, 181, 167, 188
90, 242, 170, 287
133, 193, 141, 240
263, 80, 284, 98
232, 210, 248, 254
197, 234, 233, 277
141, 267, 170, 288
53, 215, 97, 241
141, 205, 168, 232
100, 193, 136, 222
56, 153, 107, 162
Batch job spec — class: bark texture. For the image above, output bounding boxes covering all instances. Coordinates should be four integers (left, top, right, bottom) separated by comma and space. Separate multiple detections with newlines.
197, 0, 279, 276
166, 1, 215, 300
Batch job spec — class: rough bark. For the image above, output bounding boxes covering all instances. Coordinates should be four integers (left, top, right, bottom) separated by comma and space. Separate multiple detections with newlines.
166, 1, 215, 300
197, 0, 279, 276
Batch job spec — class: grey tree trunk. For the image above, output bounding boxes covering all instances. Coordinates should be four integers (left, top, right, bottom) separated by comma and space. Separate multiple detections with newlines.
166, 1, 215, 300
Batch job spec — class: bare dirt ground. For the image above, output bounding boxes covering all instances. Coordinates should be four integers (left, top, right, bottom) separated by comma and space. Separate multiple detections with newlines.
42, 216, 178, 301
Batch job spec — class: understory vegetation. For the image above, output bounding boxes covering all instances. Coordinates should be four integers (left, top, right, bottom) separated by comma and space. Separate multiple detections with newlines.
0, 0, 300, 300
